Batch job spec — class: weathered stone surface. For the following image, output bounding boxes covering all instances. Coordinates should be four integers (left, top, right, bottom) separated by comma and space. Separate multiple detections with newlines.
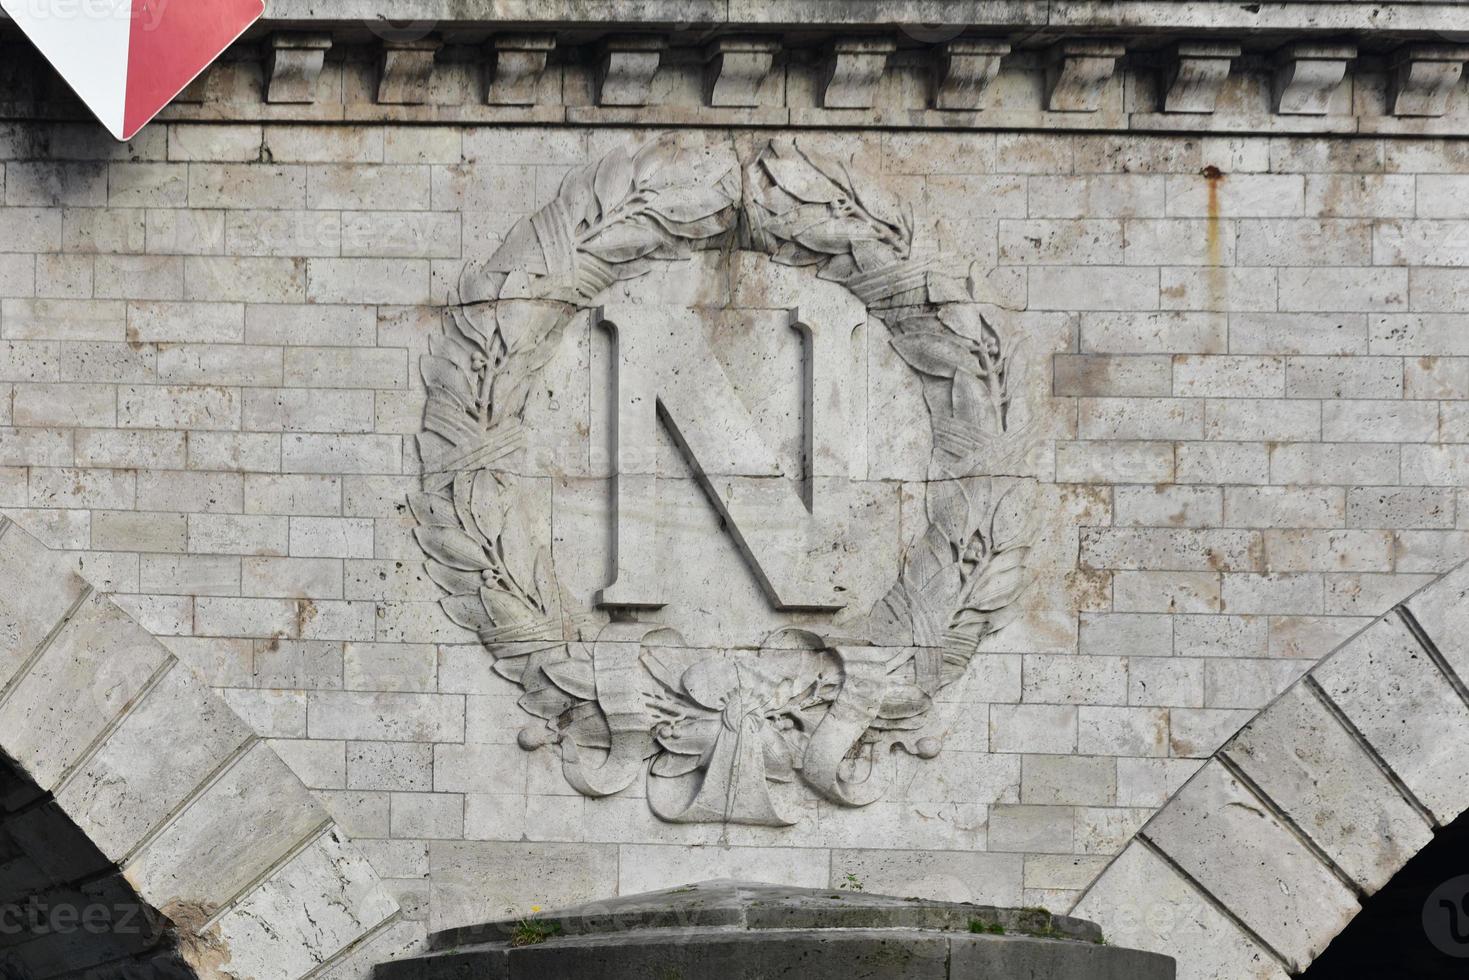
1163, 42, 1240, 114
268, 33, 333, 104
1390, 45, 1469, 117
0, 519, 400, 978
1142, 761, 1358, 970
379, 39, 442, 105
385, 881, 1168, 980
1074, 843, 1287, 980
123, 739, 340, 908
0, 591, 167, 790
1273, 43, 1355, 116
705, 37, 780, 108
0, 519, 89, 685
487, 34, 556, 106
2, 10, 1469, 968
1311, 613, 1469, 824
210, 828, 399, 978
1046, 41, 1124, 113
1222, 683, 1433, 894
596, 37, 665, 106
56, 659, 254, 860
1404, 560, 1469, 681
932, 41, 1010, 111
821, 38, 895, 108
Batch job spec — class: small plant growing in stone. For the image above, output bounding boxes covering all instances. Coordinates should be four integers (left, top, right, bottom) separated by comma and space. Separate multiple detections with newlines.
838, 872, 864, 892
968, 918, 1004, 935
509, 905, 561, 947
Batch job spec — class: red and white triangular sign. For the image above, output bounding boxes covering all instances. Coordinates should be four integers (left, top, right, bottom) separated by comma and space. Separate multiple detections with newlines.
0, 0, 264, 141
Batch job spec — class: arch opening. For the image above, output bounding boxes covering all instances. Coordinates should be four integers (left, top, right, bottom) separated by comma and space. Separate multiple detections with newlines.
1303, 808, 1469, 977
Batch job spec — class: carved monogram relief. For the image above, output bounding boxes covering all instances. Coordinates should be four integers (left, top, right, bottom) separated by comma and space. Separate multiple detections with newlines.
413, 135, 1036, 826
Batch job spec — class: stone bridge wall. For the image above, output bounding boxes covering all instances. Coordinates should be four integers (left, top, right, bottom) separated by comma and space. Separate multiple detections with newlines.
0, 6, 1467, 969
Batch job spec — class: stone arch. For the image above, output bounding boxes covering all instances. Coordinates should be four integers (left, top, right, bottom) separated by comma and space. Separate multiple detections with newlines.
1073, 559, 1469, 979
0, 517, 412, 978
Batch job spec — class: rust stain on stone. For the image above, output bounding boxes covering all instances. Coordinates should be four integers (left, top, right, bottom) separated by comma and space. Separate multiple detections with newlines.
294, 597, 318, 638
1202, 165, 1226, 309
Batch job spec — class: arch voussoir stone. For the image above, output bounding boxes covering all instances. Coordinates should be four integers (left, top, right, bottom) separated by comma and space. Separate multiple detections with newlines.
0, 517, 409, 979
1074, 560, 1469, 980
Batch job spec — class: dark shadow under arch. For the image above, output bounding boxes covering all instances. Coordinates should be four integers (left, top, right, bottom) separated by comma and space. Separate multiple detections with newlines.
0, 754, 193, 979
1303, 809, 1469, 977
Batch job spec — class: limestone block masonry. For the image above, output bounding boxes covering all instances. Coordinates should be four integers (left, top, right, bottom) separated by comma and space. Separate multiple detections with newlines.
1075, 562, 1469, 980
0, 517, 413, 978
0, 3, 1468, 977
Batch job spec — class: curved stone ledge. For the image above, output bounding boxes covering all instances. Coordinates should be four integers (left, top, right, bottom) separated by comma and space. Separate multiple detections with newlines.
379, 880, 1174, 980
1073, 559, 1469, 980
0, 517, 411, 979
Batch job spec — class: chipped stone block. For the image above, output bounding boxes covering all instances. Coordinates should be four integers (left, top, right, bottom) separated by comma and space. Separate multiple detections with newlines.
704, 37, 780, 107
821, 38, 896, 109
1390, 44, 1469, 117
378, 39, 441, 105
267, 33, 333, 105
210, 828, 399, 978
487, 34, 556, 106
1273, 43, 1355, 116
597, 36, 666, 107
932, 40, 1009, 110
1046, 41, 1125, 113
1164, 42, 1241, 114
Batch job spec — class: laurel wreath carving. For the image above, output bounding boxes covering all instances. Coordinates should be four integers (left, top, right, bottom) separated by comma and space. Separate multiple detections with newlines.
412, 134, 1036, 824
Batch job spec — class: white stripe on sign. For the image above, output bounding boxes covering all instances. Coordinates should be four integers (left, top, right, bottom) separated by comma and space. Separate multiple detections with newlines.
0, 0, 133, 136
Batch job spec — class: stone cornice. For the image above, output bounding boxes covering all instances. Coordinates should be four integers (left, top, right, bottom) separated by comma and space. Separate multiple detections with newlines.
3, 0, 1469, 36
4, 14, 1469, 136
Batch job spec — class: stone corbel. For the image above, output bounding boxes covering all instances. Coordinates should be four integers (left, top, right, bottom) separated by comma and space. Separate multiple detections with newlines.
377, 38, 441, 105
704, 37, 780, 107
267, 33, 332, 104
597, 36, 666, 107
932, 39, 1009, 110
1390, 44, 1469, 117
175, 66, 220, 104
1273, 42, 1355, 115
1045, 41, 1125, 112
487, 34, 556, 106
1163, 41, 1240, 113
820, 38, 896, 109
